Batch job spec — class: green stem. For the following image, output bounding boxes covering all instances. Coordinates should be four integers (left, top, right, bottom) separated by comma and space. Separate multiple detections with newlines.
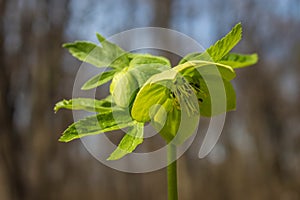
167, 143, 178, 200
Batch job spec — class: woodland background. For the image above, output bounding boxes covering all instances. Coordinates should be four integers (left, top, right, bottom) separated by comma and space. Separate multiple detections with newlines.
0, 0, 300, 199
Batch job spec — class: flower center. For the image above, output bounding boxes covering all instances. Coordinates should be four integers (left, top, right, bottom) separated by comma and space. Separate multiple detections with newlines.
171, 77, 199, 116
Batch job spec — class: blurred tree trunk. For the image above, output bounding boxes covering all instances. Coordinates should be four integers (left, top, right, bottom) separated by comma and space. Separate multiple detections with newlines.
0, 0, 26, 199
25, 1, 70, 199
0, 0, 69, 199
151, 0, 172, 28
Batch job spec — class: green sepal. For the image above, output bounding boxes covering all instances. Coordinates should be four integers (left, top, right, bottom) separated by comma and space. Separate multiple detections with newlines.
175, 61, 236, 81
131, 81, 170, 122
110, 54, 172, 108
156, 105, 199, 144
110, 68, 139, 108
191, 75, 236, 117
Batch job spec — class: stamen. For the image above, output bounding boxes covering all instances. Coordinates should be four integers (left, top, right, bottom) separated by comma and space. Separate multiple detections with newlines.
172, 77, 199, 116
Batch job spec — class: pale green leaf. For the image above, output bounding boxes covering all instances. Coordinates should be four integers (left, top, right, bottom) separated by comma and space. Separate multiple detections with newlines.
81, 69, 117, 90
107, 122, 144, 160
63, 35, 129, 69
96, 33, 106, 43
59, 109, 134, 142
129, 54, 171, 86
63, 41, 113, 68
96, 33, 130, 69
54, 98, 113, 113
130, 65, 171, 87
179, 23, 242, 63
220, 53, 258, 68
129, 54, 171, 68
206, 23, 242, 61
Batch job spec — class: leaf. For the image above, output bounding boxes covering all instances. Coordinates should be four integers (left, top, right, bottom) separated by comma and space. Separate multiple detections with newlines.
220, 53, 258, 68
59, 109, 134, 142
107, 122, 144, 160
129, 54, 171, 67
206, 23, 242, 61
96, 33, 130, 69
63, 35, 129, 69
54, 98, 113, 113
129, 54, 171, 86
81, 69, 117, 90
179, 23, 242, 63
130, 65, 171, 87
63, 41, 111, 68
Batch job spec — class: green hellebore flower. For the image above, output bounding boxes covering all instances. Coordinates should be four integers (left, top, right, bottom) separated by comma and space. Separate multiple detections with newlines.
131, 68, 200, 144
57, 22, 258, 160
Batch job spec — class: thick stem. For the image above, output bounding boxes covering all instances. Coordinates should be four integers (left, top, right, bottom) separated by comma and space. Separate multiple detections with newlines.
167, 143, 178, 200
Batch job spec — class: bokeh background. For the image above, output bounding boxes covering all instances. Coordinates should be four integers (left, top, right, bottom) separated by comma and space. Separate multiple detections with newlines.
0, 0, 300, 199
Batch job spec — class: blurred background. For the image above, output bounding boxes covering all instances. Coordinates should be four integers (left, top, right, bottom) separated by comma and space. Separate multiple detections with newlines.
0, 0, 300, 199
